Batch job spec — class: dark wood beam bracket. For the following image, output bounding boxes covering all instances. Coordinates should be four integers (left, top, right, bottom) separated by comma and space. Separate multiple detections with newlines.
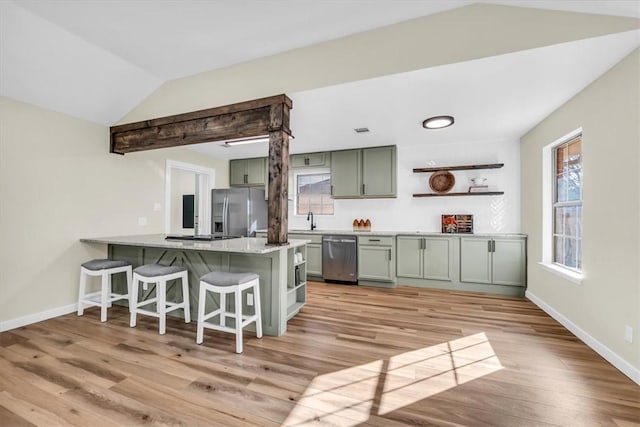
110, 94, 293, 245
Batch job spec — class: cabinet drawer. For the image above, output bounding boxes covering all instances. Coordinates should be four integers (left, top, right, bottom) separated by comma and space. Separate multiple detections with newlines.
289, 233, 322, 244
358, 235, 394, 246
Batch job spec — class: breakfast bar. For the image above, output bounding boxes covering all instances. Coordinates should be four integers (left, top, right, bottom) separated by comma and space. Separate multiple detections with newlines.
80, 234, 308, 336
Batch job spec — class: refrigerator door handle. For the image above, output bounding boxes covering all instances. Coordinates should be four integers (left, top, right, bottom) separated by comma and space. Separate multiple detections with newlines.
223, 196, 229, 236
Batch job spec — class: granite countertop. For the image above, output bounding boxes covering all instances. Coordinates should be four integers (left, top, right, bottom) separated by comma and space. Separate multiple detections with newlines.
81, 234, 308, 254
262, 229, 526, 238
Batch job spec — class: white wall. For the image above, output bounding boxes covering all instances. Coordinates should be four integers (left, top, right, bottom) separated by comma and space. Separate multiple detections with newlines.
0, 97, 228, 327
520, 50, 639, 380
288, 139, 520, 233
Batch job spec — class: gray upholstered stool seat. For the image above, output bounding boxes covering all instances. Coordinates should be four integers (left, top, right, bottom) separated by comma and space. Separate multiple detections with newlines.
82, 259, 130, 271
78, 259, 132, 322
196, 271, 262, 353
200, 271, 259, 287
130, 263, 190, 335
134, 264, 186, 277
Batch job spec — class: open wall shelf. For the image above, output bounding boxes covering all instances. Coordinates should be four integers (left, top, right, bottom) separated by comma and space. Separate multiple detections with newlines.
413, 163, 504, 173
413, 163, 505, 197
413, 191, 504, 197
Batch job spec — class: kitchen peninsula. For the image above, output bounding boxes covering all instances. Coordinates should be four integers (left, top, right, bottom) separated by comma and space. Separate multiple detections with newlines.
80, 234, 308, 336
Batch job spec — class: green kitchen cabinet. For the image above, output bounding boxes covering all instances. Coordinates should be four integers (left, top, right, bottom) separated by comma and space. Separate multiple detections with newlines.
305, 243, 322, 277
230, 157, 265, 186
396, 236, 452, 281
330, 149, 362, 198
358, 236, 395, 282
330, 145, 396, 198
362, 145, 396, 197
289, 233, 322, 277
460, 237, 526, 286
291, 152, 329, 168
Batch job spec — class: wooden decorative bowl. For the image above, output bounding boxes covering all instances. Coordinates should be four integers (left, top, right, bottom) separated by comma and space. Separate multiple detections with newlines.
429, 170, 455, 193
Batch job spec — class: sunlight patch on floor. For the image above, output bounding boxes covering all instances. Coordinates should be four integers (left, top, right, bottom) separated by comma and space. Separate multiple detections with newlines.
283, 333, 502, 426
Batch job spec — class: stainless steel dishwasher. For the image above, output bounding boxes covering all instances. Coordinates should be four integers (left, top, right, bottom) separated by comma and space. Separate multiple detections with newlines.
322, 235, 358, 283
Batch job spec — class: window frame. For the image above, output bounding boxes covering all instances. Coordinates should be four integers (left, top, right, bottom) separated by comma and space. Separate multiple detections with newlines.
293, 168, 334, 216
539, 127, 584, 284
551, 135, 583, 273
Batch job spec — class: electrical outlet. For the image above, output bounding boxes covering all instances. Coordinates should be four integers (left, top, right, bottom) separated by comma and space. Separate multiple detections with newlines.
247, 293, 254, 306
153, 203, 161, 212
138, 216, 147, 226
624, 325, 633, 343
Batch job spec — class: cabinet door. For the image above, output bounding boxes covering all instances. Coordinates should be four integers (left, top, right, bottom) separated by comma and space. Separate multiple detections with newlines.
229, 159, 247, 186
460, 238, 492, 284
396, 236, 423, 278
362, 146, 396, 197
306, 243, 322, 277
359, 246, 394, 281
246, 158, 265, 185
291, 152, 327, 168
331, 149, 362, 198
492, 238, 526, 286
423, 238, 452, 281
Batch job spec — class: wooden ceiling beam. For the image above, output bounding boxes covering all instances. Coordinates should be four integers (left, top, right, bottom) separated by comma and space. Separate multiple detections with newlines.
110, 94, 292, 154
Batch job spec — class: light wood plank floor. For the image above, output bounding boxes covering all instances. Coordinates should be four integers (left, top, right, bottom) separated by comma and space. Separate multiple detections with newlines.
1, 281, 638, 426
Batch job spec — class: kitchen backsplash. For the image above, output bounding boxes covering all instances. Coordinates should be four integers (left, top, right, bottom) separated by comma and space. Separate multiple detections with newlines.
288, 139, 521, 233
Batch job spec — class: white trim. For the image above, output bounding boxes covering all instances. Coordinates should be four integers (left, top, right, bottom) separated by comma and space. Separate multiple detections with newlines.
526, 290, 640, 385
538, 262, 584, 285
0, 303, 78, 332
164, 160, 215, 234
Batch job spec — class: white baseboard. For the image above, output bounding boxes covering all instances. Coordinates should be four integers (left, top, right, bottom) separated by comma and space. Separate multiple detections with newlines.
526, 290, 640, 385
0, 303, 78, 332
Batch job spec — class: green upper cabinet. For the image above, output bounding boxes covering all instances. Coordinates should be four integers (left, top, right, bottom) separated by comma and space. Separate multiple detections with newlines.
362, 146, 396, 197
330, 145, 396, 199
460, 237, 526, 287
396, 235, 452, 281
330, 149, 362, 198
291, 152, 329, 168
230, 157, 266, 186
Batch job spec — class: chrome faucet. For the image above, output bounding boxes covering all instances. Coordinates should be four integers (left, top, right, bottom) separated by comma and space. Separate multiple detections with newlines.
306, 211, 317, 231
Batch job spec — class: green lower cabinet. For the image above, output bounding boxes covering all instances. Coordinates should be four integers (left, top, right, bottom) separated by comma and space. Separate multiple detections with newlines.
306, 243, 322, 277
460, 237, 526, 287
397, 236, 452, 281
492, 238, 526, 286
359, 245, 394, 281
396, 236, 423, 278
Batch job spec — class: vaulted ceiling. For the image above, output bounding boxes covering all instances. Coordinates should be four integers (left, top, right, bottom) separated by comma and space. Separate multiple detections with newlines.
1, 0, 639, 127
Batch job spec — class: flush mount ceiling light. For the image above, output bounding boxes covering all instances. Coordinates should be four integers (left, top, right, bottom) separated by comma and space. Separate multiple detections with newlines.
422, 115, 454, 129
224, 135, 270, 146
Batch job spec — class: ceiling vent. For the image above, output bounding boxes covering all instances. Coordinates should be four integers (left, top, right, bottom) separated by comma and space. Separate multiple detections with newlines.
354, 127, 370, 133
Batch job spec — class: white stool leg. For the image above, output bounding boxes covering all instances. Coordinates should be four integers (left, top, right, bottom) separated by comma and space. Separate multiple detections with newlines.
100, 271, 109, 322
181, 272, 191, 323
220, 292, 226, 327
106, 273, 113, 308
130, 274, 139, 328
125, 266, 133, 310
235, 287, 243, 353
196, 283, 206, 344
253, 280, 262, 338
77, 268, 87, 316
158, 280, 167, 335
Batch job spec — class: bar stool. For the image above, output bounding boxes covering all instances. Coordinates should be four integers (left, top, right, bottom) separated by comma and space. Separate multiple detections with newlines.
129, 264, 190, 335
196, 271, 262, 353
78, 259, 132, 322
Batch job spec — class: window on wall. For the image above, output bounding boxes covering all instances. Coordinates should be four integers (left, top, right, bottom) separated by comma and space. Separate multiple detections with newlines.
553, 134, 582, 272
295, 172, 334, 215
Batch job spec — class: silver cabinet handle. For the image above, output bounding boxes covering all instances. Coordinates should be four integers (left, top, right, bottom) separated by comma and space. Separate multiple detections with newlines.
369, 239, 381, 242
488, 240, 492, 252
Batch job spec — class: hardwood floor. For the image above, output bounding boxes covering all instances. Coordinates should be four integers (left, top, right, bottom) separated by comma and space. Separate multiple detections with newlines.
1, 281, 638, 426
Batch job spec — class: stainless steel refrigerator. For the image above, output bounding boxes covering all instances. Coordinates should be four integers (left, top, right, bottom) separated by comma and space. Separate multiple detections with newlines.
211, 187, 267, 237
